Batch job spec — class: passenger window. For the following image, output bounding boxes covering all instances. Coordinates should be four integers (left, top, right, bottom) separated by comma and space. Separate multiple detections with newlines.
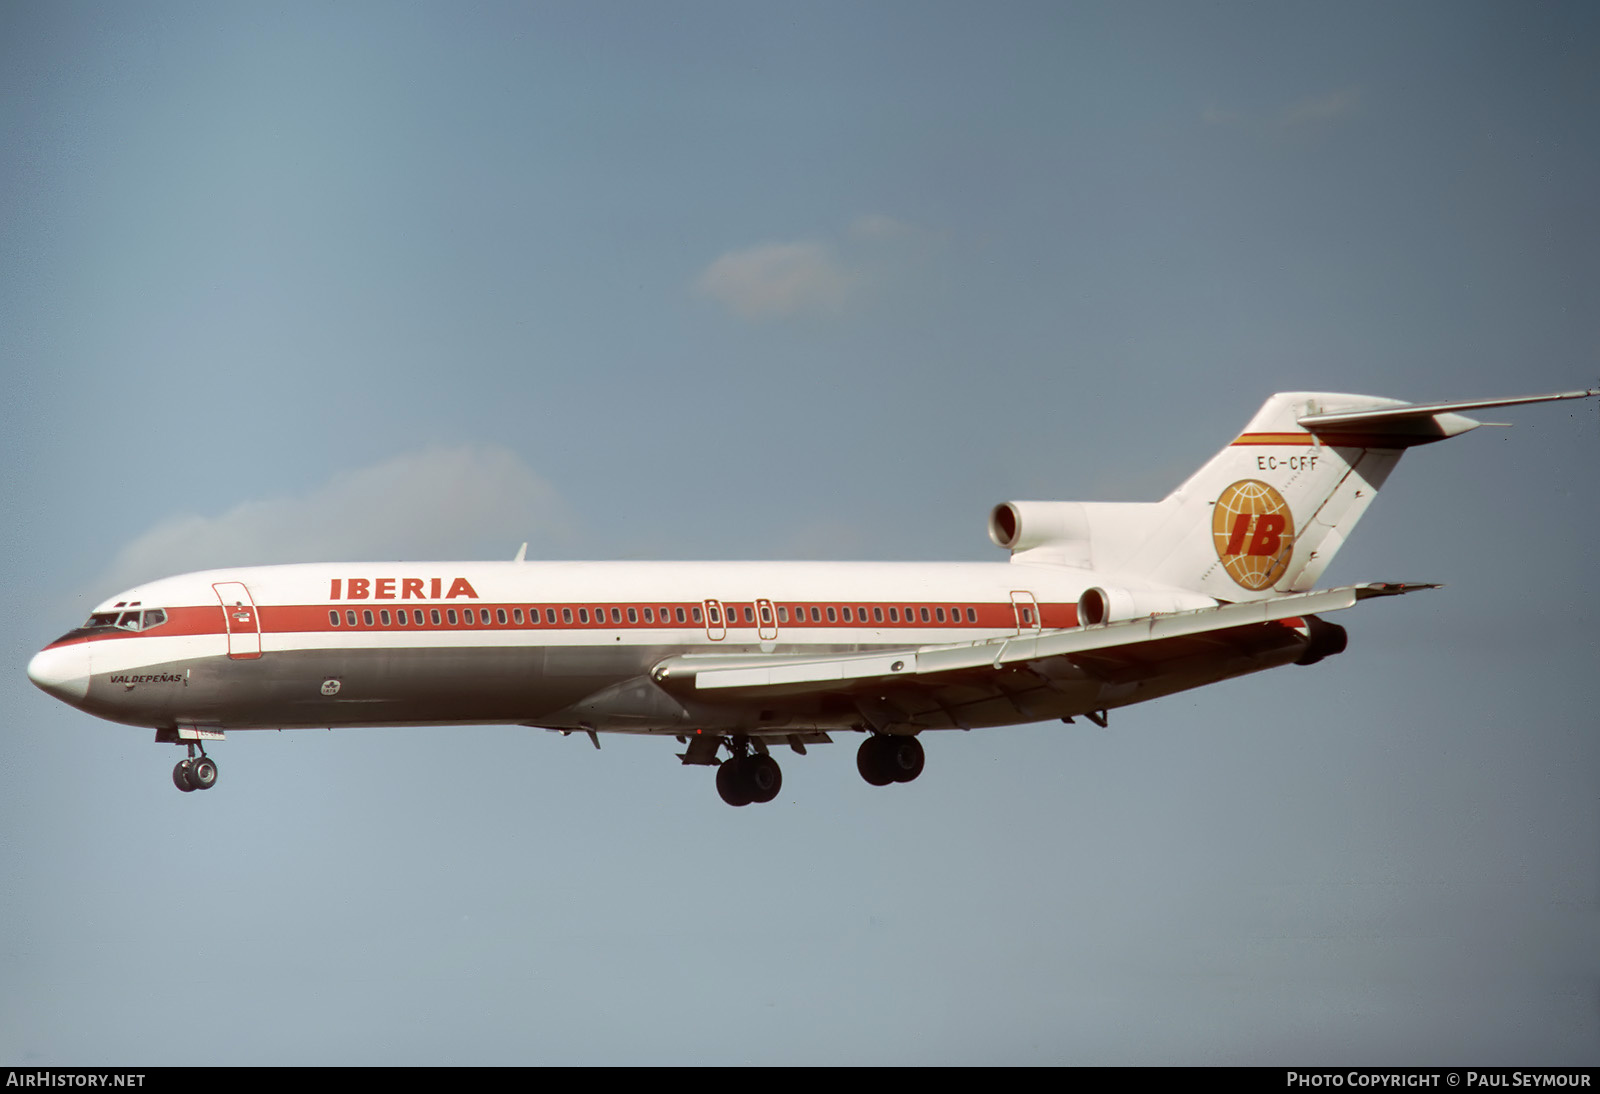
966, 607, 976, 623
676, 607, 687, 623
397, 611, 408, 627
431, 609, 441, 626
329, 610, 340, 627
778, 606, 788, 623
692, 607, 702, 623
643, 607, 653, 623
363, 610, 374, 626
709, 606, 720, 624
760, 605, 772, 624
743, 606, 753, 623
496, 609, 507, 625
579, 608, 589, 624
347, 610, 358, 627
826, 606, 837, 623
562, 608, 572, 624
513, 608, 523, 625
627, 607, 638, 624
380, 610, 391, 626
611, 607, 622, 624
935, 607, 945, 622
888, 607, 898, 622
920, 607, 930, 622
841, 606, 852, 622
412, 609, 424, 625
873, 607, 883, 623
810, 607, 821, 622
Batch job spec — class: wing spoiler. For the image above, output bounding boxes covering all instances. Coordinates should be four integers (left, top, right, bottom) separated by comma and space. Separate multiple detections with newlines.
652, 583, 1436, 692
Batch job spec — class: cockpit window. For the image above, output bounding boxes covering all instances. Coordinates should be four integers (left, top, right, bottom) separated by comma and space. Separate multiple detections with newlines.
80, 608, 167, 632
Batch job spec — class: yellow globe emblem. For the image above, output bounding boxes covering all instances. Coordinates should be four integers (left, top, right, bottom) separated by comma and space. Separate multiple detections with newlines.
1212, 480, 1295, 590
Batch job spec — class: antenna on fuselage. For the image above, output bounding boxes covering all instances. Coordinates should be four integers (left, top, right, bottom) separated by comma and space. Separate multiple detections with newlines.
513, 542, 528, 563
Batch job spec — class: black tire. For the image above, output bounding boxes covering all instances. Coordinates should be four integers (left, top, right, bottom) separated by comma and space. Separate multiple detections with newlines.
744, 754, 782, 803
172, 760, 196, 793
856, 736, 893, 786
886, 736, 924, 783
188, 756, 219, 791
716, 757, 753, 807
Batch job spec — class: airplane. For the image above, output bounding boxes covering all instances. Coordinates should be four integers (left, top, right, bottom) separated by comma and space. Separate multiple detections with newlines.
27, 388, 1597, 806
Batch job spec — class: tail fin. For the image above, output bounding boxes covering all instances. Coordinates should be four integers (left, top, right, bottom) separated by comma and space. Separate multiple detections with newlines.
996, 389, 1596, 601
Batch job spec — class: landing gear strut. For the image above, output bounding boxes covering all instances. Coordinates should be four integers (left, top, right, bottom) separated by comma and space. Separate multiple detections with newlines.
172, 742, 219, 793
857, 734, 924, 787
715, 738, 782, 807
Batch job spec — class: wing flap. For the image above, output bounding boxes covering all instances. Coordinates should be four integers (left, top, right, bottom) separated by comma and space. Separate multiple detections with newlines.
657, 583, 1429, 693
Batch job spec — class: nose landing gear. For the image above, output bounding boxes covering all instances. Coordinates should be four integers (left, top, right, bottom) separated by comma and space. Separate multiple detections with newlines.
172, 744, 219, 793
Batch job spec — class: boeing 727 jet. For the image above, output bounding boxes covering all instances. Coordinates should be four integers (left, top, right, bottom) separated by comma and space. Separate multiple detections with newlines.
27, 388, 1597, 805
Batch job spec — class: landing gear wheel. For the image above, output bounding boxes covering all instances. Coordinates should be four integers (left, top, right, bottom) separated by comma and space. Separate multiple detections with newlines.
885, 736, 924, 783
173, 760, 196, 793
716, 757, 753, 807
857, 735, 924, 786
857, 736, 893, 786
744, 753, 782, 804
188, 756, 219, 791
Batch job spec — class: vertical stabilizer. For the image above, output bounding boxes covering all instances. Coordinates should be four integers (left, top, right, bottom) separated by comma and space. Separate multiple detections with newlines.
1054, 388, 1596, 601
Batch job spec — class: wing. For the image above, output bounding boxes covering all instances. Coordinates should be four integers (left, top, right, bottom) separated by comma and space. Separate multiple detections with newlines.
651, 583, 1433, 731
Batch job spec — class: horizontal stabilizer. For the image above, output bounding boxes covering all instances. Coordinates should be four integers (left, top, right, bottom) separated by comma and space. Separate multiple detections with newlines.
1297, 389, 1597, 445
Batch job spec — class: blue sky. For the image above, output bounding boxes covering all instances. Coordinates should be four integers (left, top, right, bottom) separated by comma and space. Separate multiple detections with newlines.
3, 1, 1597, 1064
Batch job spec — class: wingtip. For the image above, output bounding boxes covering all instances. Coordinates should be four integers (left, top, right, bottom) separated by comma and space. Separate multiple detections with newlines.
1355, 582, 1443, 599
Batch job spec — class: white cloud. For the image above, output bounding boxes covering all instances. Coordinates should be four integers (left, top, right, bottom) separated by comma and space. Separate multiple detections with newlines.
1281, 86, 1362, 127
693, 240, 856, 320
97, 447, 577, 593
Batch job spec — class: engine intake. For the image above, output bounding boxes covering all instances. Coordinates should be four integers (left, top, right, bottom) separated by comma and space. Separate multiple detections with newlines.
988, 501, 1090, 562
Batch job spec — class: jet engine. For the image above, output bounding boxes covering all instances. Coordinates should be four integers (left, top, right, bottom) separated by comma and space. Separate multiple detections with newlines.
988, 501, 1091, 563
1076, 584, 1218, 626
1293, 614, 1349, 665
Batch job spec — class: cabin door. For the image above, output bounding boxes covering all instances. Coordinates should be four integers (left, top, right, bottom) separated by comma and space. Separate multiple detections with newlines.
1009, 590, 1042, 635
213, 582, 262, 660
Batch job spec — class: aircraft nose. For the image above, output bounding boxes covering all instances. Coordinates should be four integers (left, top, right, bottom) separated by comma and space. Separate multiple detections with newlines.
27, 643, 91, 705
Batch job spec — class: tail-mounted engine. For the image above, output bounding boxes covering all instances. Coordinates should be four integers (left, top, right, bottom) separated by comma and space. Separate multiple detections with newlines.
1076, 584, 1218, 625
1293, 614, 1348, 666
988, 502, 1092, 565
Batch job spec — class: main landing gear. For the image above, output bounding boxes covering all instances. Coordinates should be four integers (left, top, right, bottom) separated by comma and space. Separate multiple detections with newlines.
172, 743, 219, 793
716, 746, 783, 807
857, 734, 924, 787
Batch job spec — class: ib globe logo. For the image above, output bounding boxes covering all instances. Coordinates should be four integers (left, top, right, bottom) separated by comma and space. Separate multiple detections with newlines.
1212, 480, 1295, 590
